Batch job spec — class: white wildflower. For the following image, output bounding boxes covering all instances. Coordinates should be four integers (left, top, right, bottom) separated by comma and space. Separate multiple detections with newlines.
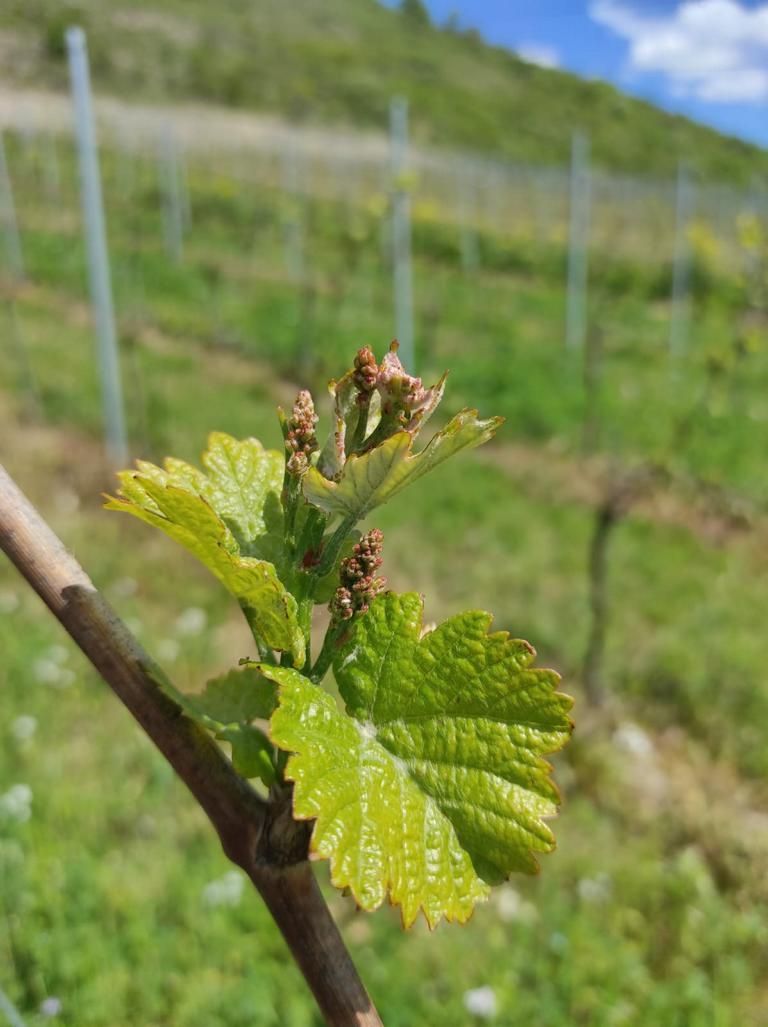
613, 721, 653, 759
0, 784, 33, 824
33, 659, 62, 685
578, 872, 612, 904
201, 870, 245, 908
463, 986, 497, 1019
496, 886, 538, 924
174, 607, 207, 637
11, 715, 37, 743
40, 997, 62, 1018
33, 646, 73, 688
45, 644, 69, 665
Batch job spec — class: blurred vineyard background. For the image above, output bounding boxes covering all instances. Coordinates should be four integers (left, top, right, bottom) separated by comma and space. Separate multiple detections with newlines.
2, 1, 768, 1025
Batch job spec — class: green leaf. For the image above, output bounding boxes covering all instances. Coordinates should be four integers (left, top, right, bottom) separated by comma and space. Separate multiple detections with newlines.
106, 434, 304, 665
187, 664, 278, 723
180, 665, 278, 786
303, 409, 503, 522
263, 592, 572, 928
197, 432, 284, 553
219, 725, 276, 784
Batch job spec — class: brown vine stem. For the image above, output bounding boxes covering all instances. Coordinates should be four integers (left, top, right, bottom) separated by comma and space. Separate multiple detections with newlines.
0, 464, 382, 1027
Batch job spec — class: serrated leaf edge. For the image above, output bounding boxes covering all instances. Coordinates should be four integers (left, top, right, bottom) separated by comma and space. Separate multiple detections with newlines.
263, 668, 487, 929
261, 625, 573, 930
105, 458, 305, 666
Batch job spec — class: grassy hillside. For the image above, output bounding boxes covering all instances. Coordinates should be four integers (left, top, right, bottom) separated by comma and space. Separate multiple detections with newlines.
2, 0, 768, 182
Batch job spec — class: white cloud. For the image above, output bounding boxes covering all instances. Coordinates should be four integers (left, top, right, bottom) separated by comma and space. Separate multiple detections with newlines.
697, 67, 768, 101
590, 0, 768, 102
516, 42, 561, 69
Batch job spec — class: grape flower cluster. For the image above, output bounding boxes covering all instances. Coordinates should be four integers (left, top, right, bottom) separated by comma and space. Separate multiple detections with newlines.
329, 528, 386, 622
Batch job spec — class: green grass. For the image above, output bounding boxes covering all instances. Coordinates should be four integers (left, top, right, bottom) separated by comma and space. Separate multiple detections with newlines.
2, 128, 768, 1025
3, 450, 768, 1025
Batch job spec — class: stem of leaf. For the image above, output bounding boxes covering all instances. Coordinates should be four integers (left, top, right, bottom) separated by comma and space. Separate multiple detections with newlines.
275, 747, 290, 778
242, 604, 276, 663
295, 505, 327, 572
298, 597, 313, 669
283, 473, 302, 549
310, 621, 343, 684
314, 515, 357, 579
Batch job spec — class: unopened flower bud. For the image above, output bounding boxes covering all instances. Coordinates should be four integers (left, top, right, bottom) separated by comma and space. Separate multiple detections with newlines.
353, 347, 379, 396
287, 451, 308, 476
356, 527, 384, 562
329, 529, 386, 622
330, 586, 355, 621
359, 342, 446, 447
285, 389, 318, 475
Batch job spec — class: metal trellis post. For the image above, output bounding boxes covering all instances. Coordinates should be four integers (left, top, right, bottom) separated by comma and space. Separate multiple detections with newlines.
390, 96, 415, 370
669, 161, 694, 360
159, 124, 185, 263
565, 131, 591, 351
66, 26, 127, 465
0, 130, 24, 280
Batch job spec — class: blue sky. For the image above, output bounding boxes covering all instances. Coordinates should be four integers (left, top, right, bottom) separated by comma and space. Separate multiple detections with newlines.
384, 1, 768, 147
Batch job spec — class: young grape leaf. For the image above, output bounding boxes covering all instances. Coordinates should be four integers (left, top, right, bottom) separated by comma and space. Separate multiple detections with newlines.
189, 664, 278, 723
303, 409, 503, 523
166, 432, 284, 553
263, 592, 572, 928
105, 434, 304, 665
177, 665, 278, 785
218, 725, 275, 784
